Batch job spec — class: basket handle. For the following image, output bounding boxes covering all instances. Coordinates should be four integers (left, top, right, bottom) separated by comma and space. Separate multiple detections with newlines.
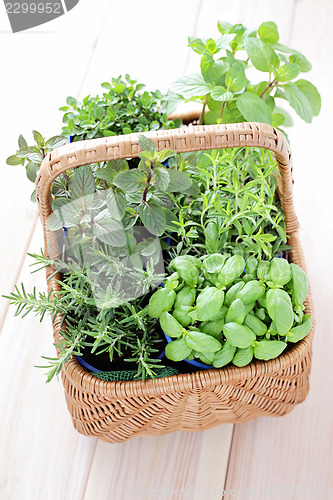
36, 122, 298, 252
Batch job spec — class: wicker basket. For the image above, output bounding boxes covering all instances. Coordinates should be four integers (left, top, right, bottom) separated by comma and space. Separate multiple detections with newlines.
35, 122, 314, 443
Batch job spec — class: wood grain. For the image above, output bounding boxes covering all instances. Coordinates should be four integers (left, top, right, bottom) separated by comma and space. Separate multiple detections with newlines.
224, 1, 333, 498
0, 224, 97, 500
84, 426, 233, 500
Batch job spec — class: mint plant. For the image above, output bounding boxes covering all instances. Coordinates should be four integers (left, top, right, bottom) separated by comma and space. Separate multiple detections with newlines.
148, 254, 312, 368
168, 21, 321, 129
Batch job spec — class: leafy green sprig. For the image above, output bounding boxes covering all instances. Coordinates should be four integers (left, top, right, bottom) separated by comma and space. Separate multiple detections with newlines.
61, 74, 181, 141
168, 21, 321, 129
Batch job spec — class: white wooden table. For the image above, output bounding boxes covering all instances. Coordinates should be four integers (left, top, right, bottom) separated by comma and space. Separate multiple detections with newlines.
0, 1, 332, 499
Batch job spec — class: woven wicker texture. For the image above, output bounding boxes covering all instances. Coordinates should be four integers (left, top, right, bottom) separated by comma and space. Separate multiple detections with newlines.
36, 122, 315, 443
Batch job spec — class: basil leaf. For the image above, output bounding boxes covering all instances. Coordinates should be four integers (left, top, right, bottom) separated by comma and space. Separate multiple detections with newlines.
160, 311, 184, 338
286, 315, 312, 343
186, 330, 222, 353
254, 340, 287, 360
165, 338, 192, 362
236, 92, 272, 124
290, 263, 309, 307
202, 254, 226, 274
236, 280, 265, 304
196, 287, 225, 321
232, 346, 254, 367
138, 200, 166, 236
213, 341, 236, 368
223, 322, 256, 348
266, 291, 294, 335
218, 255, 245, 287
244, 313, 267, 336
269, 257, 291, 287
225, 298, 246, 324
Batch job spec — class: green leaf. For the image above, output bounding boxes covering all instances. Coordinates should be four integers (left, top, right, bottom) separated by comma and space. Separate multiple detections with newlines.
273, 107, 293, 127
213, 341, 236, 368
70, 165, 95, 199
165, 338, 192, 362
160, 311, 184, 338
107, 189, 127, 220
269, 257, 291, 287
223, 322, 256, 348
6, 155, 22, 166
26, 162, 39, 183
295, 79, 321, 116
254, 340, 287, 360
290, 263, 309, 307
167, 170, 192, 192
93, 218, 127, 247
33, 130, 45, 148
289, 53, 312, 72
188, 36, 207, 55
286, 315, 312, 343
113, 169, 147, 191
154, 166, 170, 192
16, 147, 43, 164
232, 346, 254, 367
196, 287, 225, 321
215, 34, 236, 51
275, 63, 301, 82
45, 135, 68, 150
170, 73, 213, 98
201, 52, 228, 83
138, 135, 157, 153
186, 330, 222, 353
266, 291, 294, 336
236, 93, 272, 124
18, 134, 27, 148
138, 200, 166, 236
157, 149, 176, 162
283, 82, 313, 123
225, 61, 248, 92
258, 22, 279, 44
210, 86, 233, 102
217, 21, 233, 35
244, 38, 279, 71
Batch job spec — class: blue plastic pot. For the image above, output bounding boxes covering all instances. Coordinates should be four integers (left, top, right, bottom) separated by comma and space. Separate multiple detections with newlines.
163, 332, 212, 370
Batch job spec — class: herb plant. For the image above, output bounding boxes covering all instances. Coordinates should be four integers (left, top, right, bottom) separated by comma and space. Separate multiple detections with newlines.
169, 146, 289, 260
61, 74, 181, 141
168, 21, 321, 129
149, 253, 312, 368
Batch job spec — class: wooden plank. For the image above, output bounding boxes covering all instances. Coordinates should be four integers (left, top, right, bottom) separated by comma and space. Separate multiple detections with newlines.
79, 0, 203, 97
84, 426, 233, 500
82, 3, 236, 497
224, 1, 333, 497
0, 0, 112, 331
0, 224, 98, 500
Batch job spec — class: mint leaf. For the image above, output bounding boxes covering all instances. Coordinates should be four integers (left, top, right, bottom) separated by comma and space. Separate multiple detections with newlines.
289, 53, 312, 72
244, 38, 279, 72
211, 86, 233, 102
139, 135, 157, 153
236, 92, 272, 124
154, 166, 170, 192
258, 22, 279, 44
170, 73, 213, 98
138, 200, 166, 236
167, 170, 192, 192
283, 82, 313, 123
70, 165, 95, 199
295, 79, 321, 116
275, 62, 301, 82
113, 169, 147, 191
